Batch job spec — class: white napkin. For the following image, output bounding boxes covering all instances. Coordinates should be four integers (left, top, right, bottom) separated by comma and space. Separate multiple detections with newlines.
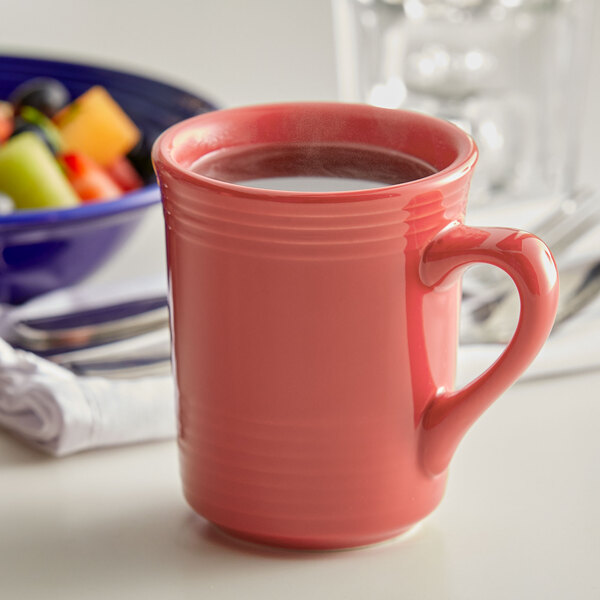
0, 338, 175, 455
0, 276, 175, 456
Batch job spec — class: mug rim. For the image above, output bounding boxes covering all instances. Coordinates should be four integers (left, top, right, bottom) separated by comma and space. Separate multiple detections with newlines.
152, 102, 478, 204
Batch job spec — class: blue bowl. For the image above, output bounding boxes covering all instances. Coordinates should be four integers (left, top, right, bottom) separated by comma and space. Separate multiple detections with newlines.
0, 55, 217, 304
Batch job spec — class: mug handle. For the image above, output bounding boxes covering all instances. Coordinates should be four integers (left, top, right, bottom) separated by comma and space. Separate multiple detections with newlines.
418, 223, 559, 477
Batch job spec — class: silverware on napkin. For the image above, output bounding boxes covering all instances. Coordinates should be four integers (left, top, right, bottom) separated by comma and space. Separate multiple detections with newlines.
8, 296, 171, 378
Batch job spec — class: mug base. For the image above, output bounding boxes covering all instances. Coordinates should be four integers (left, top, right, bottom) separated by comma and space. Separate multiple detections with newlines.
210, 521, 421, 552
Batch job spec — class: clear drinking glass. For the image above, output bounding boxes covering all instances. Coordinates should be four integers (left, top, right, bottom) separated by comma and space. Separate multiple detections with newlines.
333, 0, 596, 207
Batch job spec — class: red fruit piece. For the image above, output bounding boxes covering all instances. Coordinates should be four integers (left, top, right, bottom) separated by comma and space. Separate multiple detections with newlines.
105, 155, 143, 192
0, 101, 14, 142
61, 152, 123, 202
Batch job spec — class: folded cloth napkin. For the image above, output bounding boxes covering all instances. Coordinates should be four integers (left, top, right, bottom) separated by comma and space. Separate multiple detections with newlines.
0, 337, 175, 456
0, 276, 175, 456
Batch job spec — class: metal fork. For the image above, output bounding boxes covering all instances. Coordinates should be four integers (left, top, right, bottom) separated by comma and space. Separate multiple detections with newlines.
461, 188, 600, 344
461, 254, 600, 344
8, 297, 171, 378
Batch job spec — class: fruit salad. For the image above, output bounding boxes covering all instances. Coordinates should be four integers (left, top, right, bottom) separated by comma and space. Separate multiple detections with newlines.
0, 78, 154, 212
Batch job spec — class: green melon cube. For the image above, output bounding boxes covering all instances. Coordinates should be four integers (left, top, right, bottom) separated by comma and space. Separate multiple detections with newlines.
0, 132, 80, 210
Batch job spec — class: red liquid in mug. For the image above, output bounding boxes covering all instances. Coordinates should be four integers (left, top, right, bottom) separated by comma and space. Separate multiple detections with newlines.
192, 142, 438, 192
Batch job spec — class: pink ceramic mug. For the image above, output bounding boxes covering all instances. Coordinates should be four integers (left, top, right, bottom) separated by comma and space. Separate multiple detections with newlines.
153, 103, 559, 550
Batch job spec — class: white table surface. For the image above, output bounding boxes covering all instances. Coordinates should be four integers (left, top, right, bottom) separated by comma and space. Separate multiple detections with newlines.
1, 1, 599, 598
1, 371, 599, 600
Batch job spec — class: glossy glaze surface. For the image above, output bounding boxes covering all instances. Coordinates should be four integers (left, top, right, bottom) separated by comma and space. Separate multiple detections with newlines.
0, 55, 216, 304
154, 103, 559, 549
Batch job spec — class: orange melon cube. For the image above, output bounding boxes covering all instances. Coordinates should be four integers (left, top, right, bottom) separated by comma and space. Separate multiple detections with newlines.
55, 86, 140, 166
